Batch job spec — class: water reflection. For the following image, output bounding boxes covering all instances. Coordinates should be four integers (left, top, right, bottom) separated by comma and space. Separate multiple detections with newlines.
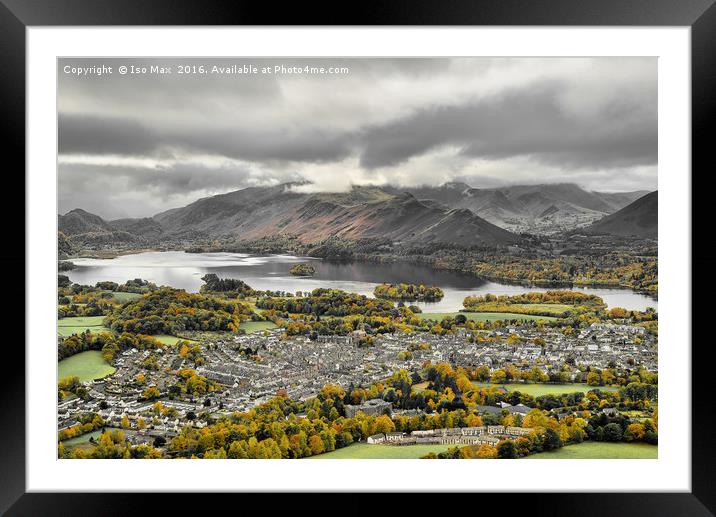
68, 251, 658, 313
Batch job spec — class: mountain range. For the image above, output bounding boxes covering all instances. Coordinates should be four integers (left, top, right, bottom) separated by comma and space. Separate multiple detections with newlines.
59, 183, 657, 248
386, 182, 649, 234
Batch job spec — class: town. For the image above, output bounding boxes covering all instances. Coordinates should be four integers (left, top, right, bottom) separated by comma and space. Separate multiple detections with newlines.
58, 310, 657, 455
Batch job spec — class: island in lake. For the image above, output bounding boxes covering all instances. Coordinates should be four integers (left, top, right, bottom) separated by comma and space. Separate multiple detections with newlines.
289, 263, 316, 277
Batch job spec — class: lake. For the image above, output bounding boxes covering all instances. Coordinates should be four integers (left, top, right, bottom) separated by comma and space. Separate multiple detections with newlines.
66, 251, 658, 313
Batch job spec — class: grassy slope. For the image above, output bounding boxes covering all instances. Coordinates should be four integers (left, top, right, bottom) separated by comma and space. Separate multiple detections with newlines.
523, 441, 657, 459
105, 291, 144, 302
61, 430, 104, 447
58, 350, 116, 382
240, 321, 278, 333
502, 303, 572, 315
310, 442, 452, 459
418, 312, 557, 322
472, 382, 619, 397
153, 335, 199, 346
57, 316, 110, 337
312, 440, 656, 459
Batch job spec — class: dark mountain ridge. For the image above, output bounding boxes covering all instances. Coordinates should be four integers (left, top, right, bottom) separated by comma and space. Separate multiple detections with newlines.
580, 191, 657, 239
59, 182, 657, 248
61, 184, 523, 247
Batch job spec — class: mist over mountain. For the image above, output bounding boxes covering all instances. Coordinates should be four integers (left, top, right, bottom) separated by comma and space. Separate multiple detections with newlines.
386, 182, 649, 234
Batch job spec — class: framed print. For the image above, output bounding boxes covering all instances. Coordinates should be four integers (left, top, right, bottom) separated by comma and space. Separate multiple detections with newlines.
2, 0, 713, 513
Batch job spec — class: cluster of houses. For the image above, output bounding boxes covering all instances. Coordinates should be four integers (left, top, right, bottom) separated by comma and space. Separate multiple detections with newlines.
58, 318, 656, 446
367, 425, 533, 447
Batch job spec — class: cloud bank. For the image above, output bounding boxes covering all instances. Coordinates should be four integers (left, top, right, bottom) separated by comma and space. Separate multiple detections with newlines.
58, 57, 657, 219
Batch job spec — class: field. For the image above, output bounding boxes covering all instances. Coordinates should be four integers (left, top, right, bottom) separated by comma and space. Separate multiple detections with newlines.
472, 382, 619, 397
312, 441, 657, 459
154, 335, 200, 346
61, 430, 103, 447
310, 442, 452, 459
104, 291, 143, 302
161, 322, 277, 345
418, 312, 558, 322
57, 316, 110, 337
524, 441, 657, 459
240, 321, 278, 334
58, 350, 116, 382
412, 381, 430, 393
500, 303, 573, 316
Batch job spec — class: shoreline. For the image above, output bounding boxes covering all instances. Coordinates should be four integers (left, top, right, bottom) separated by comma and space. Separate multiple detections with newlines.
67, 246, 658, 301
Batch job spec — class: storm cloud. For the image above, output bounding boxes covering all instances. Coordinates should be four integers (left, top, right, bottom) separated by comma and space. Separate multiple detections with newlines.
58, 57, 657, 218
359, 84, 656, 170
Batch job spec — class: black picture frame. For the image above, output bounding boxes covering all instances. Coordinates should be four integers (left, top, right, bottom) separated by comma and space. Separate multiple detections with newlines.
2, 0, 712, 514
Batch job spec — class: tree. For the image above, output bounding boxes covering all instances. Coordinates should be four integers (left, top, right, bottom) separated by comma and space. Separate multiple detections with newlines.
644, 430, 658, 445
603, 423, 623, 442
373, 415, 396, 434
497, 440, 518, 459
490, 369, 507, 384
542, 428, 562, 451
623, 423, 645, 442
586, 371, 602, 386
141, 386, 161, 400
475, 444, 498, 459
308, 434, 325, 456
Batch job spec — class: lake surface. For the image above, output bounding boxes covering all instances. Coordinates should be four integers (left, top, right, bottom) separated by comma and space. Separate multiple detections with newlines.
67, 251, 658, 313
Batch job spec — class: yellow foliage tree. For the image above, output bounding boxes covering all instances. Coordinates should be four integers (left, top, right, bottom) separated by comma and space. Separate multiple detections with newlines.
475, 444, 498, 459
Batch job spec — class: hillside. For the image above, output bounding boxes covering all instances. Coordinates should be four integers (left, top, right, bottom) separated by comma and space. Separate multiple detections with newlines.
61, 184, 523, 248
581, 191, 657, 239
155, 185, 522, 246
58, 209, 140, 245
390, 183, 649, 234
60, 181, 658, 249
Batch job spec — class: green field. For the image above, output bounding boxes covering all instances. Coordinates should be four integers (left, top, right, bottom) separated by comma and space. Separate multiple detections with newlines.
57, 316, 110, 337
502, 303, 573, 316
524, 441, 657, 459
154, 335, 199, 346
58, 350, 116, 382
240, 321, 278, 334
310, 442, 452, 459
61, 430, 103, 447
418, 312, 558, 322
472, 382, 619, 397
104, 291, 143, 302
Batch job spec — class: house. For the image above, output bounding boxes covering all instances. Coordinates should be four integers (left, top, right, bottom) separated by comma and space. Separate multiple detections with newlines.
385, 432, 405, 443
367, 433, 385, 444
505, 403, 531, 416
476, 405, 503, 416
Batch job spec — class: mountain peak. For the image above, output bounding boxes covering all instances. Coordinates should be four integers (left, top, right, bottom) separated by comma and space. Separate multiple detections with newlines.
582, 191, 657, 239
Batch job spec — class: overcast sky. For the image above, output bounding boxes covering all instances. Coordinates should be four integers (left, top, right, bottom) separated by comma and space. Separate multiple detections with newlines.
59, 57, 657, 219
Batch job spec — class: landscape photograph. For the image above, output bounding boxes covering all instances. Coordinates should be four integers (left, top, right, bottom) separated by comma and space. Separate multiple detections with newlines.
57, 57, 658, 460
